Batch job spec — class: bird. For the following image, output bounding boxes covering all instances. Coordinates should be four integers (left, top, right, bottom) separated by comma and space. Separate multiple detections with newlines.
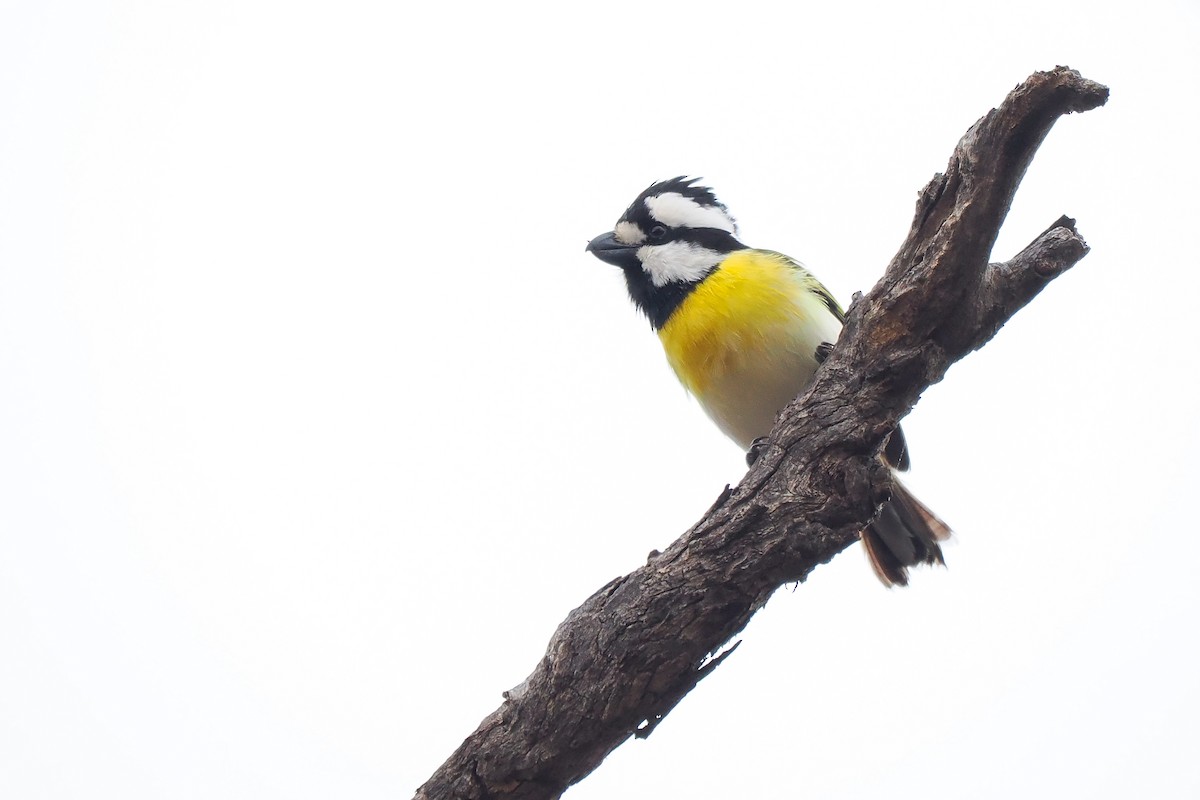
586, 176, 950, 586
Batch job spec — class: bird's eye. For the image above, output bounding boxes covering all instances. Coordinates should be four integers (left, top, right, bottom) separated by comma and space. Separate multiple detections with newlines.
648, 225, 667, 241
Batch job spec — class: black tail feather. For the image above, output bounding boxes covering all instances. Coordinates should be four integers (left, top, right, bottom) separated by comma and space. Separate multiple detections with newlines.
861, 476, 951, 587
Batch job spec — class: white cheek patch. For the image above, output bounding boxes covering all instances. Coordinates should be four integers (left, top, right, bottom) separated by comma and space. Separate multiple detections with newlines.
614, 220, 646, 245
644, 192, 736, 233
638, 241, 722, 287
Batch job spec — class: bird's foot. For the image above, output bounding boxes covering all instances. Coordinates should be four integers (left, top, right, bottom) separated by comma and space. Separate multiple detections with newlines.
746, 437, 771, 467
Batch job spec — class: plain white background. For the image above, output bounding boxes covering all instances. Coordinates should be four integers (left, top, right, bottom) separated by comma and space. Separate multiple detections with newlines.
2, 1, 1198, 797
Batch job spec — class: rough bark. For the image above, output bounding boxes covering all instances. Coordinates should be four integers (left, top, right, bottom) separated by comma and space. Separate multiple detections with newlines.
415, 67, 1108, 800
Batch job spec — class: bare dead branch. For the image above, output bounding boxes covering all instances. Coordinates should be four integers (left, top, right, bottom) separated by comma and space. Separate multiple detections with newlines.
415, 67, 1108, 800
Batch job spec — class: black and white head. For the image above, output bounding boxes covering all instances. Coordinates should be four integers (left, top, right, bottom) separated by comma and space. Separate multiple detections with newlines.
587, 177, 746, 329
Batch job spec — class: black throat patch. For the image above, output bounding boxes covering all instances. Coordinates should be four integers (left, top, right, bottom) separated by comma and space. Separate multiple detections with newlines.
622, 266, 714, 330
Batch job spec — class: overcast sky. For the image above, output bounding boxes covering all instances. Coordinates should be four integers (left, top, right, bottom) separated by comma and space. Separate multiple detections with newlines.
3, 1, 1199, 798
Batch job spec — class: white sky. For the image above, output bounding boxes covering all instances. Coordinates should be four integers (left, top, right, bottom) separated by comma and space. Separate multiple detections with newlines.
2, 1, 1199, 798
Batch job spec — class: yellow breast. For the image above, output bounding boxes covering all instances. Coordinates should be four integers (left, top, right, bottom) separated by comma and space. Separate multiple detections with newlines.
657, 249, 843, 448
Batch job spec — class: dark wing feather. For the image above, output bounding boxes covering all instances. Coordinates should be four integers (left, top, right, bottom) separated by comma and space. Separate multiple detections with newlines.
884, 426, 911, 472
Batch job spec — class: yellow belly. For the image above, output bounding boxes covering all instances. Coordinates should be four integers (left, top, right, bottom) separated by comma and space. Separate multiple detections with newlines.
657, 250, 843, 450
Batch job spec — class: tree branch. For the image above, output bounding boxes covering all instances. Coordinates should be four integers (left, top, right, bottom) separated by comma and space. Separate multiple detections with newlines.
415, 67, 1108, 800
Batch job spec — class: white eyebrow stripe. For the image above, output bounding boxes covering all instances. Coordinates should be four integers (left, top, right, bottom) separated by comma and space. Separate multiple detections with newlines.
644, 192, 736, 233
614, 220, 645, 245
638, 241, 722, 287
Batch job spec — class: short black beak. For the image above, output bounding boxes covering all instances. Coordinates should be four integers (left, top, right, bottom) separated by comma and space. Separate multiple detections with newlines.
586, 231, 641, 270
